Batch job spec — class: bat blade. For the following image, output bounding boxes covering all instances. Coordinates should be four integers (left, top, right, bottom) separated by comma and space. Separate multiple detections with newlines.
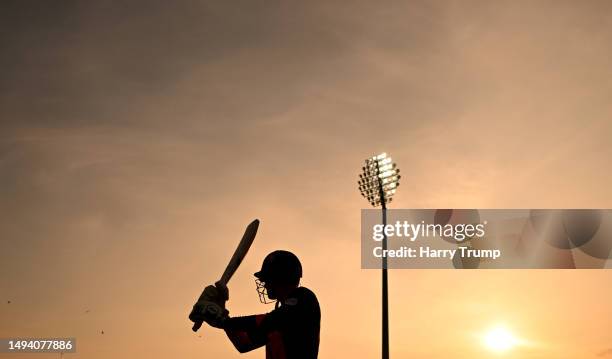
219, 219, 259, 285
192, 219, 259, 332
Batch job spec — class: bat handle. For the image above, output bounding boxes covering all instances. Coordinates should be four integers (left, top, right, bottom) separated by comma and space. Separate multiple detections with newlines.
192, 321, 204, 332
191, 280, 229, 332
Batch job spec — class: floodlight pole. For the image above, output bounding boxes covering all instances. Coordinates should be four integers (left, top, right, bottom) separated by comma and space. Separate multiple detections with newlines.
359, 152, 399, 359
378, 177, 389, 359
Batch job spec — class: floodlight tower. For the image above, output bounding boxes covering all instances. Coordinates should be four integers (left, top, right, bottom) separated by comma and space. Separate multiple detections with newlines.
358, 152, 400, 359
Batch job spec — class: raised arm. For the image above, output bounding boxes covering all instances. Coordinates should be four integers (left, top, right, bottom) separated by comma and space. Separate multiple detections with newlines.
223, 315, 267, 353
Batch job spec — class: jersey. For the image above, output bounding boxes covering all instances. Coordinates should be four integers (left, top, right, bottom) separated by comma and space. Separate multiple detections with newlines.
223, 286, 320, 359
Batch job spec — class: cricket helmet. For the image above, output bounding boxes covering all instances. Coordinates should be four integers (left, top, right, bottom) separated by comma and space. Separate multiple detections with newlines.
254, 250, 302, 304
254, 250, 302, 284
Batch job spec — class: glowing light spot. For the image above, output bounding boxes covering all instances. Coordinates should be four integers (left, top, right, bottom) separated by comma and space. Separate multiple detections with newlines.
483, 326, 519, 352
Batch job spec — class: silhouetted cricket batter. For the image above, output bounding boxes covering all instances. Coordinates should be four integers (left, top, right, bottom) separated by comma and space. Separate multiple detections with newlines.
189, 250, 321, 359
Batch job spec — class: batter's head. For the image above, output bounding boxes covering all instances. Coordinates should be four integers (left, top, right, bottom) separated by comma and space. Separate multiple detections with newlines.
254, 250, 302, 303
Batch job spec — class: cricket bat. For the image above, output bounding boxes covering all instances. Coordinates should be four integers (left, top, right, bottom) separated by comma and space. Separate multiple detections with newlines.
192, 219, 260, 332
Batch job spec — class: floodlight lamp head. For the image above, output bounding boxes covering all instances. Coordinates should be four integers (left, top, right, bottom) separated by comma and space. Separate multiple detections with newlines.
358, 152, 400, 207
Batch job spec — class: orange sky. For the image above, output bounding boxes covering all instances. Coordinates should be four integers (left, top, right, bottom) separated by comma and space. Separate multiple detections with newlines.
1, 1, 611, 358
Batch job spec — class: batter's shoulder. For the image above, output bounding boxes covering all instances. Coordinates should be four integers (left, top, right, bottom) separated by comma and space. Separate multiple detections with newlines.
285, 287, 319, 308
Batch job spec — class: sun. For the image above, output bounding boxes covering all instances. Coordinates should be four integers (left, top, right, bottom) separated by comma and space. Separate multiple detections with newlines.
483, 326, 519, 353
